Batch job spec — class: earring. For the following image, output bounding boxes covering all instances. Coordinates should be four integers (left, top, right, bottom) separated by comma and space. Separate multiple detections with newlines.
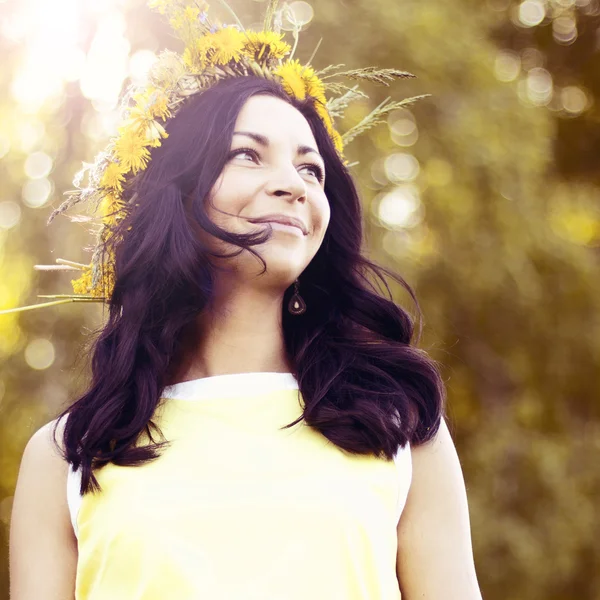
288, 278, 307, 315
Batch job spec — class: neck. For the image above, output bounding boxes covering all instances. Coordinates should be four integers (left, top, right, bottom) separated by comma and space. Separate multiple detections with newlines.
169, 282, 293, 384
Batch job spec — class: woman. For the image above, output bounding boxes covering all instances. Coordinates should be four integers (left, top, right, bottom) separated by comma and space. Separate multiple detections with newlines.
10, 6, 483, 600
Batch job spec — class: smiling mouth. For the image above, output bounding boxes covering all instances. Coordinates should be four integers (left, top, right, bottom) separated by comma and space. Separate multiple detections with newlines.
248, 216, 308, 236
256, 221, 305, 236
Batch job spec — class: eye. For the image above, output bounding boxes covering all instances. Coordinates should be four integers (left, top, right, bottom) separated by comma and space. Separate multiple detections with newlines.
229, 147, 259, 162
229, 148, 324, 183
300, 163, 325, 183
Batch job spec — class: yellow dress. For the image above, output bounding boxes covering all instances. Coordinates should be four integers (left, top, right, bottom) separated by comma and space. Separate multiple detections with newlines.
66, 372, 412, 599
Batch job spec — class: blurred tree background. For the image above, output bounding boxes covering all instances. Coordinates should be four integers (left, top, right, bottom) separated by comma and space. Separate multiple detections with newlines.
1, 0, 599, 598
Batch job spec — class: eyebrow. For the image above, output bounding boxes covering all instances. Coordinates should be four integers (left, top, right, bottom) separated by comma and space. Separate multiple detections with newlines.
232, 131, 324, 163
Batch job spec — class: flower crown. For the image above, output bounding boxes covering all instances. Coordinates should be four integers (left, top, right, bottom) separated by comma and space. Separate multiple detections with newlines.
1, 0, 428, 316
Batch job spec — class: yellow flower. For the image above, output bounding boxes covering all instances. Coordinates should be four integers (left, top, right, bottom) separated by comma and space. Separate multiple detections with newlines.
207, 27, 245, 65
122, 87, 171, 148
169, 5, 200, 31
102, 266, 116, 299
121, 115, 169, 148
100, 161, 127, 192
184, 6, 201, 21
71, 266, 93, 295
274, 59, 342, 155
114, 129, 152, 174
99, 193, 126, 227
314, 100, 331, 127
275, 59, 327, 104
302, 66, 327, 106
274, 59, 307, 100
145, 120, 169, 147
169, 15, 181, 30
97, 254, 116, 299
242, 31, 291, 61
314, 101, 344, 155
331, 128, 344, 156
148, 0, 169, 15
182, 46, 196, 70
71, 254, 116, 298
183, 36, 213, 71
133, 86, 171, 121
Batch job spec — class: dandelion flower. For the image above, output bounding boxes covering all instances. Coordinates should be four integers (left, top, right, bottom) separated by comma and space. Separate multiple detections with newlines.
275, 59, 327, 104
314, 101, 344, 155
99, 193, 126, 227
301, 66, 327, 105
114, 130, 152, 174
133, 86, 171, 121
274, 59, 307, 100
208, 27, 246, 65
100, 161, 127, 192
121, 114, 169, 148
243, 31, 291, 61
183, 36, 213, 71
123, 87, 171, 146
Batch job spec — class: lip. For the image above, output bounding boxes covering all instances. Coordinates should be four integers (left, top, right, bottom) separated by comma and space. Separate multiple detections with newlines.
248, 214, 308, 235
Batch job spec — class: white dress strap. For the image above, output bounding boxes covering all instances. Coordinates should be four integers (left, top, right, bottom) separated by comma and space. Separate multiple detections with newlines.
393, 442, 412, 524
66, 466, 82, 539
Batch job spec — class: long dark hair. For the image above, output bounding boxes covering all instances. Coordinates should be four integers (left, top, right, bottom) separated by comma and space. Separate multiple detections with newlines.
54, 75, 446, 495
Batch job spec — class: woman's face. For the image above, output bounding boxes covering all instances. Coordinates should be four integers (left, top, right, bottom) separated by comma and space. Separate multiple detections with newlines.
204, 93, 330, 287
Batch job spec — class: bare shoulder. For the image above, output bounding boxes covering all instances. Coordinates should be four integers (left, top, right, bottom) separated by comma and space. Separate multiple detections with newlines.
396, 418, 483, 599
18, 416, 72, 486
27, 415, 69, 458
410, 417, 458, 464
10, 415, 77, 599
16, 416, 72, 505
13, 413, 74, 523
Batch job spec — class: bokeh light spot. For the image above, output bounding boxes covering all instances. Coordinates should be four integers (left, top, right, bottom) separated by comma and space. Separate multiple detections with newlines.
24, 151, 53, 179
17, 121, 46, 153
523, 67, 553, 106
518, 0, 546, 27
21, 178, 53, 208
129, 50, 158, 86
494, 50, 521, 82
561, 86, 588, 114
281, 1, 314, 30
0, 201, 22, 230
384, 153, 420, 183
24, 338, 56, 370
370, 158, 388, 186
80, 13, 130, 107
377, 185, 424, 229
390, 120, 418, 147
553, 16, 578, 45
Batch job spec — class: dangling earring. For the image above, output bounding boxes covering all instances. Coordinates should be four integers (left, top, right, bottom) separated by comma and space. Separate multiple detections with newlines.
288, 278, 306, 315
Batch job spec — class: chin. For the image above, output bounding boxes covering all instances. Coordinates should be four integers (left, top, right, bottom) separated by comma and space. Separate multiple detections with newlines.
249, 254, 307, 282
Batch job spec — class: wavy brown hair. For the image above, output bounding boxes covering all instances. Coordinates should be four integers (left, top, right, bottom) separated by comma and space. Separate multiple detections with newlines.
53, 75, 446, 494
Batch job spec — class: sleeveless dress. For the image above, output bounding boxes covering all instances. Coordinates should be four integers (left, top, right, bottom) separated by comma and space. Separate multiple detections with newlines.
66, 372, 412, 599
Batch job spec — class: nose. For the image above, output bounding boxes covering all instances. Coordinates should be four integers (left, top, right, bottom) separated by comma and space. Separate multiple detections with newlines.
265, 162, 307, 202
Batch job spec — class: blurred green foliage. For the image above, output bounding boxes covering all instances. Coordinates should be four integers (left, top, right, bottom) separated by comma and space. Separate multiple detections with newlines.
1, 1, 598, 598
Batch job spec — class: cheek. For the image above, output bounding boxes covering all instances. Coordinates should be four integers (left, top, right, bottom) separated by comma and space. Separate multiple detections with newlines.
313, 193, 330, 236
206, 174, 248, 226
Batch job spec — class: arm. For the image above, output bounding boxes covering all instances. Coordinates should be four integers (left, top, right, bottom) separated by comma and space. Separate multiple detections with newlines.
396, 418, 483, 599
9, 417, 78, 600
